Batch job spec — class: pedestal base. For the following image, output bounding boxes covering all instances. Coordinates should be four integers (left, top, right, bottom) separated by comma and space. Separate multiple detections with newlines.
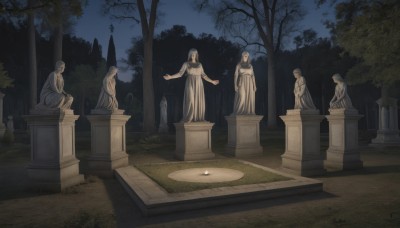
280, 109, 326, 177
325, 109, 363, 170
27, 158, 84, 192
174, 122, 215, 161
325, 149, 363, 170
87, 114, 131, 178
370, 130, 400, 146
281, 154, 326, 176
24, 112, 84, 192
225, 115, 263, 157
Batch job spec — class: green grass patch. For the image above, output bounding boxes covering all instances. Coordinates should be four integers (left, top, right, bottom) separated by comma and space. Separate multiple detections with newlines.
135, 159, 291, 193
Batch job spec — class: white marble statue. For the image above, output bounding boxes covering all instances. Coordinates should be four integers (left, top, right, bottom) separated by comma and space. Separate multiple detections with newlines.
36, 61, 73, 110
163, 48, 219, 122
329, 73, 353, 109
293, 68, 316, 110
159, 95, 168, 132
95, 66, 119, 111
232, 51, 256, 115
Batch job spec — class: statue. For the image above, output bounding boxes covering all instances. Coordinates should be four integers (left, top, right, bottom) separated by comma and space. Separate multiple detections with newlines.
36, 61, 73, 110
329, 73, 353, 109
232, 51, 256, 115
159, 95, 168, 133
163, 48, 219, 122
293, 68, 316, 110
95, 66, 119, 111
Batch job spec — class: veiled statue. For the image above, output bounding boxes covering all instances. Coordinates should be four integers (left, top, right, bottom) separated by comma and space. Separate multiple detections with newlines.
329, 73, 353, 109
293, 68, 316, 110
95, 66, 119, 111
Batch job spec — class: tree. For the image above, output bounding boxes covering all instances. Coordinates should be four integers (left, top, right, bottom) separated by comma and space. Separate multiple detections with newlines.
28, 0, 38, 109
89, 38, 103, 70
0, 62, 13, 89
106, 34, 117, 69
104, 0, 159, 133
195, 0, 304, 128
65, 62, 106, 116
330, 0, 400, 103
37, 0, 85, 64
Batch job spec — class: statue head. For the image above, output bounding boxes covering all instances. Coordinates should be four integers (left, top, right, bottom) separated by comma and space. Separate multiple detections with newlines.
55, 61, 65, 73
187, 48, 199, 63
332, 73, 344, 83
293, 68, 302, 78
108, 66, 118, 75
241, 51, 251, 64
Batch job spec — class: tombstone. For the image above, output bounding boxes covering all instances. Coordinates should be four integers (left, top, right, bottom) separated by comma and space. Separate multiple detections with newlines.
371, 98, 400, 145
0, 92, 5, 138
7, 115, 14, 133
174, 122, 215, 161
325, 109, 363, 170
280, 109, 326, 176
225, 115, 263, 157
159, 96, 168, 133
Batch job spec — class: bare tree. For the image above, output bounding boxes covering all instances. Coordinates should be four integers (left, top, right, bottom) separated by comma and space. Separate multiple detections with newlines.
104, 0, 159, 133
28, 0, 38, 109
196, 0, 304, 127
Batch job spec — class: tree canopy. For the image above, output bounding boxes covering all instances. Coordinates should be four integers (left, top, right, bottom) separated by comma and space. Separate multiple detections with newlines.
335, 0, 400, 86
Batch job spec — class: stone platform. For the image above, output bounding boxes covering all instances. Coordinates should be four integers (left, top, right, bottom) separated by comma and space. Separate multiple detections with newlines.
115, 160, 323, 216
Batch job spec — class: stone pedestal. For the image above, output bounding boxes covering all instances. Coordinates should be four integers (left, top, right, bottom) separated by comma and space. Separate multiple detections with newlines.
0, 92, 5, 138
371, 98, 400, 145
87, 111, 130, 178
174, 122, 215, 161
280, 109, 326, 177
325, 109, 363, 170
24, 109, 84, 192
225, 115, 263, 157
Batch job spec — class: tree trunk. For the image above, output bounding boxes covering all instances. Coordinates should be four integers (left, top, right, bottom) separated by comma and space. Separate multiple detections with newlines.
142, 39, 156, 132
54, 24, 63, 64
28, 0, 37, 109
267, 51, 277, 128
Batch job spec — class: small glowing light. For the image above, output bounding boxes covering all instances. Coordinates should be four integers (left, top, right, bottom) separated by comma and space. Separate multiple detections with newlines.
203, 170, 209, 176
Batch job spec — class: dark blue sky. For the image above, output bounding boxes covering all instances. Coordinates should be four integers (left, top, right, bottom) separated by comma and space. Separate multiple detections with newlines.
74, 0, 334, 82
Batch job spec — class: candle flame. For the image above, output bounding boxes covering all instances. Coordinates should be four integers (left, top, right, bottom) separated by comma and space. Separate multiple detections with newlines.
204, 170, 209, 175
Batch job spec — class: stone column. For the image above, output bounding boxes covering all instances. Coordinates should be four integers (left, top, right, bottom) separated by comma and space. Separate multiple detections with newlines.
371, 98, 400, 145
87, 110, 130, 178
24, 109, 84, 192
174, 122, 215, 161
225, 115, 263, 157
325, 109, 363, 170
0, 92, 5, 138
280, 109, 326, 177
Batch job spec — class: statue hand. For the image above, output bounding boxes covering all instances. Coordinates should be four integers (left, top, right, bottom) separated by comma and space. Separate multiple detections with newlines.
235, 86, 238, 92
213, 80, 219, 85
163, 75, 171, 80
254, 87, 257, 92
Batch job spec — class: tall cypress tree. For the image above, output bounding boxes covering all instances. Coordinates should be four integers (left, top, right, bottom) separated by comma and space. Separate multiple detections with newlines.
89, 38, 102, 70
106, 35, 116, 69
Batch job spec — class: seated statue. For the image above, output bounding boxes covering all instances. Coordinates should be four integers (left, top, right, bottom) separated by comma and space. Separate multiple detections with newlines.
329, 73, 353, 109
92, 66, 122, 114
36, 60, 73, 111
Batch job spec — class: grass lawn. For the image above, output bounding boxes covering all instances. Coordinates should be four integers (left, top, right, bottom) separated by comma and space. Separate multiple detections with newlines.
135, 159, 291, 193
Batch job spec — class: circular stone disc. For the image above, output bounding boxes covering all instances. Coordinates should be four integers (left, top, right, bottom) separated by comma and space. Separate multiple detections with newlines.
168, 168, 244, 183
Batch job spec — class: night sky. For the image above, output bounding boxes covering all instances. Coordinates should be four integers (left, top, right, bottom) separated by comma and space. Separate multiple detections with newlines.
74, 0, 335, 82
